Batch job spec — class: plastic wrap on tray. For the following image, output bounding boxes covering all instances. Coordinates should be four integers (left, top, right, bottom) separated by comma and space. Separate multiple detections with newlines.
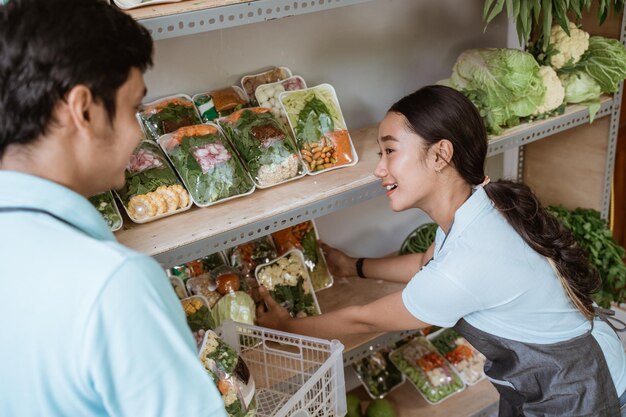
170, 276, 188, 300
429, 328, 486, 385
279, 84, 358, 175
181, 295, 215, 348
186, 273, 222, 309
271, 220, 333, 291
241, 66, 292, 102
389, 337, 465, 404
158, 124, 255, 207
219, 108, 305, 188
255, 76, 307, 126
113, 0, 182, 10
210, 266, 256, 328
88, 190, 122, 232
254, 249, 321, 318
229, 236, 278, 281
138, 95, 201, 141
193, 86, 249, 122
115, 140, 191, 223
199, 330, 257, 417
353, 348, 405, 399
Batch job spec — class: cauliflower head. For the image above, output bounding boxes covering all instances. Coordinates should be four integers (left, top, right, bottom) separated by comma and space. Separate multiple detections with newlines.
548, 21, 589, 69
533, 66, 565, 115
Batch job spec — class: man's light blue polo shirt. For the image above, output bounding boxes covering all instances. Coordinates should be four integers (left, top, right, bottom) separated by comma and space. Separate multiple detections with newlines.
402, 186, 626, 395
0, 171, 227, 417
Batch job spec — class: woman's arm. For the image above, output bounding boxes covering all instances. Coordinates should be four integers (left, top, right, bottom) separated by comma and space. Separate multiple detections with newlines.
256, 286, 429, 340
322, 241, 435, 284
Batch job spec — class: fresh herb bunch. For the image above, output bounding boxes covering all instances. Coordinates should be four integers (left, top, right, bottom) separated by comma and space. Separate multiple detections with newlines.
400, 223, 438, 255
483, 0, 625, 48
271, 279, 318, 317
221, 110, 297, 176
548, 206, 626, 307
168, 132, 253, 205
142, 102, 200, 139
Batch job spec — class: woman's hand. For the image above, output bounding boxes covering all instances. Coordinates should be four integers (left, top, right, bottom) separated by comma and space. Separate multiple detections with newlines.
320, 242, 357, 278
255, 286, 293, 331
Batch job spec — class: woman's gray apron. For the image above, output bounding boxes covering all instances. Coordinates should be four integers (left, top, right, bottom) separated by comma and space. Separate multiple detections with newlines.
454, 314, 620, 417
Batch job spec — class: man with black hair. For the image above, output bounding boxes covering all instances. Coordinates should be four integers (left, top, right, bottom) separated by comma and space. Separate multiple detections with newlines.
0, 1, 228, 416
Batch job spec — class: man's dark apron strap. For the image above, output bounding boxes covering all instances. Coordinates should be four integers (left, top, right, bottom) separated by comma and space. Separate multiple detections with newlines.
454, 318, 620, 417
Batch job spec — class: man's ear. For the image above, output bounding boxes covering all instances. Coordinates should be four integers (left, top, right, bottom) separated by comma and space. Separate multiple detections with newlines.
65, 85, 94, 135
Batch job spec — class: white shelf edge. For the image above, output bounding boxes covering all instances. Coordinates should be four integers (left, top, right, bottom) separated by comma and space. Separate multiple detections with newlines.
136, 0, 376, 40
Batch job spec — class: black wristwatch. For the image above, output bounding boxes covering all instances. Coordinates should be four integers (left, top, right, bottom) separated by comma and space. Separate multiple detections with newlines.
356, 257, 366, 279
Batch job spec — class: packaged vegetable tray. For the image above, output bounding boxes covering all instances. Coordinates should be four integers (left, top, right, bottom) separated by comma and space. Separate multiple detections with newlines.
113, 0, 182, 10
115, 140, 191, 223
353, 348, 405, 399
228, 236, 278, 281
429, 328, 486, 385
279, 84, 358, 175
199, 330, 257, 417
271, 220, 333, 291
170, 276, 188, 300
167, 252, 228, 282
254, 249, 321, 318
218, 108, 305, 188
210, 266, 256, 328
192, 86, 249, 122
138, 94, 201, 141
181, 295, 216, 348
389, 336, 465, 404
158, 124, 255, 207
255, 75, 307, 126
88, 190, 122, 232
241, 66, 292, 103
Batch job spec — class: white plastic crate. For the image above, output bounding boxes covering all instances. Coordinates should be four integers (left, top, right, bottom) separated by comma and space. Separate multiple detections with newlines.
219, 320, 346, 417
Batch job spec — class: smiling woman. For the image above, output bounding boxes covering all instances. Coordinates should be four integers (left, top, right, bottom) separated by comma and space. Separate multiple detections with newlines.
257, 85, 626, 417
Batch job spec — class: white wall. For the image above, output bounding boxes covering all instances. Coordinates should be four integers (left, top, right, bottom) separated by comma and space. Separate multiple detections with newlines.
145, 0, 509, 256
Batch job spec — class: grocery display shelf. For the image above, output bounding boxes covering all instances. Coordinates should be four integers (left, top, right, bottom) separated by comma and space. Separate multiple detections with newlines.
349, 379, 498, 417
125, 0, 376, 41
116, 98, 615, 269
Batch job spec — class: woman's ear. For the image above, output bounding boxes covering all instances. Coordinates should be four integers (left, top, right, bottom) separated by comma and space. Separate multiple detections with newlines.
433, 139, 454, 171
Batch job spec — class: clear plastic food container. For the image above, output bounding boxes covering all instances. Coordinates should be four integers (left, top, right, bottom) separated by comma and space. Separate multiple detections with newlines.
169, 276, 188, 300
167, 252, 228, 283
138, 94, 201, 141
88, 190, 123, 232
429, 328, 486, 385
241, 66, 292, 102
279, 84, 359, 175
181, 294, 215, 348
254, 249, 321, 318
192, 86, 249, 122
389, 336, 465, 405
353, 348, 405, 399
113, 0, 182, 10
218, 107, 306, 188
158, 124, 255, 207
185, 273, 222, 309
271, 220, 333, 291
228, 236, 278, 283
255, 75, 307, 126
115, 140, 192, 223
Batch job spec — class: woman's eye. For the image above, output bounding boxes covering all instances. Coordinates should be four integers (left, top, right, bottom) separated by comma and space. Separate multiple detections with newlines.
385, 148, 394, 155
376, 152, 383, 157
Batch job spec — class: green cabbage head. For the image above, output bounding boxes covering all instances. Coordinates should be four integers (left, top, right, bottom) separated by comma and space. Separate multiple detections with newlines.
448, 48, 545, 135
559, 71, 602, 104
212, 291, 256, 327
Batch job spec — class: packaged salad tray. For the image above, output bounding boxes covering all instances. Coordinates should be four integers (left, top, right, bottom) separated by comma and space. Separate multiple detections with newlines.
255, 75, 307, 126
218, 108, 305, 188
429, 328, 486, 385
209, 266, 256, 328
241, 66, 292, 103
271, 220, 333, 291
138, 94, 201, 141
199, 330, 257, 417
228, 236, 278, 283
181, 295, 216, 348
170, 276, 188, 300
192, 86, 249, 122
115, 140, 192, 223
158, 124, 255, 207
389, 336, 465, 404
168, 252, 228, 282
88, 190, 122, 232
254, 249, 321, 318
354, 348, 405, 399
279, 84, 358, 175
